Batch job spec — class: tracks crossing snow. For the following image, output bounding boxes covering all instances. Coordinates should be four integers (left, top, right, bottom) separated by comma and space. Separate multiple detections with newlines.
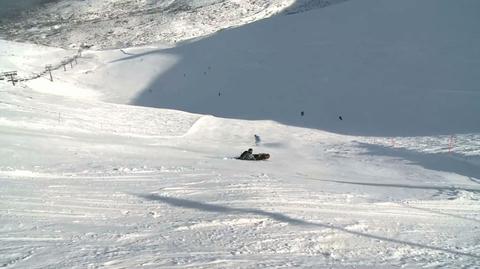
1, 164, 479, 268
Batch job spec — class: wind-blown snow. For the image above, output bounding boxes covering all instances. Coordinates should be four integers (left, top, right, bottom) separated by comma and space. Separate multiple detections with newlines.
1, 0, 480, 268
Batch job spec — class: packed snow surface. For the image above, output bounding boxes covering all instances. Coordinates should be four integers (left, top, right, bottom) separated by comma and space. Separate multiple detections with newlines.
1, 0, 480, 268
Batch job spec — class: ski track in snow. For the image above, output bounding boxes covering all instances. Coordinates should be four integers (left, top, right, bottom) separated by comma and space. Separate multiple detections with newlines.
1, 84, 479, 267
1, 166, 480, 268
1, 50, 480, 268
1, 1, 480, 267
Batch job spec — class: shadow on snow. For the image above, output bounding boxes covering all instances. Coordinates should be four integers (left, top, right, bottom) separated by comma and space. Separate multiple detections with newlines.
356, 142, 480, 182
137, 193, 479, 259
115, 0, 480, 136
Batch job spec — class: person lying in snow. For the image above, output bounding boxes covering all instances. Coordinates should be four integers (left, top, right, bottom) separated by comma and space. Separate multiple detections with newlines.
239, 148, 255, 160
237, 148, 270, 160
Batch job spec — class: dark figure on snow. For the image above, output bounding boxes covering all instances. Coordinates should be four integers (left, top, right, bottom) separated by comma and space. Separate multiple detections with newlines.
339, 116, 343, 120
254, 134, 261, 145
239, 148, 256, 160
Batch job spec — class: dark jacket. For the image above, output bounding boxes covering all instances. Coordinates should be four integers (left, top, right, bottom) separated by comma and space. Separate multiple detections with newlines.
239, 150, 256, 160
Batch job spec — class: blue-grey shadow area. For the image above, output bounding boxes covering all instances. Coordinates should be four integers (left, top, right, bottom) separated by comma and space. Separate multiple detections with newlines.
282, 0, 349, 15
0, 0, 59, 18
123, 0, 480, 137
303, 177, 480, 194
357, 142, 480, 182
400, 203, 480, 224
137, 193, 479, 258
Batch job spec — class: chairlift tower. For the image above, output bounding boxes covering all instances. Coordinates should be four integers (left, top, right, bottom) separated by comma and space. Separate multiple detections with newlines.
1, 71, 18, 86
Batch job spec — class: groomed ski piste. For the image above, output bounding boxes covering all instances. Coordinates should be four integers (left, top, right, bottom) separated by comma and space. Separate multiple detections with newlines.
1, 0, 480, 268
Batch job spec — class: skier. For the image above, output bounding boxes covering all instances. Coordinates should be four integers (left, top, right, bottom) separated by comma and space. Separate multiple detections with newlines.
238, 148, 256, 160
237, 148, 270, 161
254, 134, 261, 145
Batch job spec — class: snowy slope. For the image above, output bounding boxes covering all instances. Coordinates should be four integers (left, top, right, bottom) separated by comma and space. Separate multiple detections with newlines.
0, 0, 345, 49
51, 0, 480, 137
1, 0, 480, 268
1, 73, 480, 268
